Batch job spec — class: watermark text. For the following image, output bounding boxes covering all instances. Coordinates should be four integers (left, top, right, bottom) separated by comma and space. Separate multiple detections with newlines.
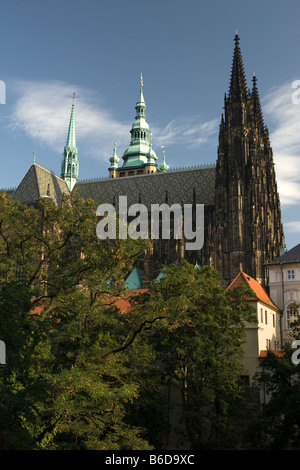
96, 196, 204, 250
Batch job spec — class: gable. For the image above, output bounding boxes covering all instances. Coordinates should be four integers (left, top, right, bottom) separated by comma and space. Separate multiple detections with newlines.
12, 163, 70, 206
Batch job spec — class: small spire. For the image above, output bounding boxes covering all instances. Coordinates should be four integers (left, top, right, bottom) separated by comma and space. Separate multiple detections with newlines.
159, 146, 169, 172
252, 73, 264, 130
65, 93, 77, 152
109, 139, 119, 169
140, 73, 143, 88
229, 32, 247, 101
33, 151, 36, 165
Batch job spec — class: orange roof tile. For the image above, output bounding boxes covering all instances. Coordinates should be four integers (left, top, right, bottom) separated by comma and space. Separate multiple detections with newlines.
259, 350, 284, 358
111, 289, 148, 314
227, 271, 278, 310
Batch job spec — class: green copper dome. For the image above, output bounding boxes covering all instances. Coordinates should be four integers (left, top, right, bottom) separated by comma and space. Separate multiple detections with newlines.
159, 156, 169, 172
109, 141, 119, 170
121, 75, 157, 170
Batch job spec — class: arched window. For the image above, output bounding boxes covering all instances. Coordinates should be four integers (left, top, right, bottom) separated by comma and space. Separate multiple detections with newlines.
287, 302, 300, 329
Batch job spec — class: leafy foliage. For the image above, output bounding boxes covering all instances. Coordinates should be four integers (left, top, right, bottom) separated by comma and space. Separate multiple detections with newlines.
0, 192, 151, 449
0, 192, 258, 450
130, 262, 257, 449
248, 302, 300, 449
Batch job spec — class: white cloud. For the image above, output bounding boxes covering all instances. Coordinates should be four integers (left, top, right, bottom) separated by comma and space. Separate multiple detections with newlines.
7, 79, 219, 168
284, 221, 300, 233
152, 115, 218, 148
8, 79, 129, 162
263, 81, 300, 206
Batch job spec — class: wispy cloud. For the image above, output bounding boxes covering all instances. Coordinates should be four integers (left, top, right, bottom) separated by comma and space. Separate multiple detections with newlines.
284, 221, 300, 234
8, 79, 130, 161
263, 81, 300, 206
153, 115, 218, 148
8, 79, 219, 167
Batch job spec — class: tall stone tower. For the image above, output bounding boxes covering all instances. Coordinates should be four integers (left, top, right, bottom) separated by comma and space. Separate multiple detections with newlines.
61, 93, 79, 191
208, 33, 285, 286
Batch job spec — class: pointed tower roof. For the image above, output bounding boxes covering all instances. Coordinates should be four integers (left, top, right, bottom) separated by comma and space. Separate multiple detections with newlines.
121, 75, 157, 170
65, 93, 77, 155
136, 73, 146, 108
229, 33, 248, 101
61, 94, 79, 191
109, 141, 120, 169
252, 74, 264, 130
159, 147, 169, 172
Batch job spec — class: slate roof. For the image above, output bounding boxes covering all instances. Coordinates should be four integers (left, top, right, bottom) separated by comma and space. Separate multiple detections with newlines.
8, 162, 216, 212
265, 243, 300, 266
11, 163, 70, 206
74, 165, 216, 209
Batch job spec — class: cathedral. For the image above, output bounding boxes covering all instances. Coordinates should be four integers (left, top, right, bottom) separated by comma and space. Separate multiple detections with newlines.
9, 33, 285, 287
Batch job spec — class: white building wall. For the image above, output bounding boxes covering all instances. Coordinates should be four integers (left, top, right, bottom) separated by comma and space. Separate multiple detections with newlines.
268, 263, 300, 344
242, 301, 280, 382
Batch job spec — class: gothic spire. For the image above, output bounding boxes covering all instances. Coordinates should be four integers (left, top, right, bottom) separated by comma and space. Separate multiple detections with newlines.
61, 94, 79, 191
65, 93, 77, 154
252, 74, 265, 130
229, 33, 248, 101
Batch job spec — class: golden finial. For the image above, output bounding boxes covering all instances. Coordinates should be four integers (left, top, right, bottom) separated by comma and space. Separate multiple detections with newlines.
73, 92, 76, 102
140, 73, 143, 88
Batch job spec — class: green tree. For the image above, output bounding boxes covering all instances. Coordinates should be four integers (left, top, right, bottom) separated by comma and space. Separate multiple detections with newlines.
0, 191, 152, 449
130, 262, 257, 449
248, 302, 300, 450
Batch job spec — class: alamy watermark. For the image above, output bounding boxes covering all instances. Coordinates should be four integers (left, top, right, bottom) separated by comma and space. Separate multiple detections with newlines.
96, 196, 204, 250
292, 81, 300, 104
0, 340, 5, 364
0, 81, 5, 104
291, 340, 300, 365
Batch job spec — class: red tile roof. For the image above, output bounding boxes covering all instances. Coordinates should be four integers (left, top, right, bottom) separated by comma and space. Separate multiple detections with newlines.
111, 289, 148, 313
227, 271, 278, 310
259, 350, 284, 358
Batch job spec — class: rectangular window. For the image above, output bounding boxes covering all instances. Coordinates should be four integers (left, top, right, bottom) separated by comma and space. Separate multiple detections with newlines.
239, 375, 250, 387
273, 313, 275, 327
261, 308, 263, 323
265, 310, 268, 324
288, 269, 295, 280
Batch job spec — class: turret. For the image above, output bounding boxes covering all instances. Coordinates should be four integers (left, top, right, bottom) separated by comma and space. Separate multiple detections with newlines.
113, 75, 158, 177
108, 141, 119, 178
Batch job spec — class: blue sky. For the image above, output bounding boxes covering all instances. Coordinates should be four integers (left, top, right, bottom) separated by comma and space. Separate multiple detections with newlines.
0, 0, 299, 250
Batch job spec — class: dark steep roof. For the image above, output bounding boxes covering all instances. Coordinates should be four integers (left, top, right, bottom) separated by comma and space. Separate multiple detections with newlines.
266, 243, 300, 265
12, 163, 70, 206
75, 165, 216, 210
